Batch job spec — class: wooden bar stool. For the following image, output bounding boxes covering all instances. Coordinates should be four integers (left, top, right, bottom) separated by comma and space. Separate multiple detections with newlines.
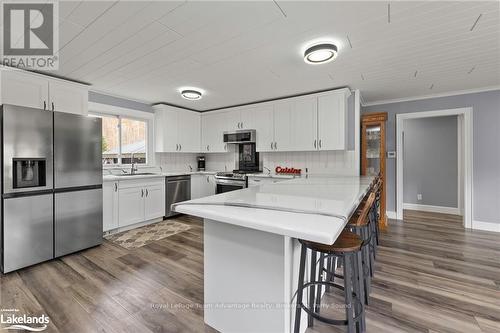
294, 231, 365, 333
373, 178, 383, 246
346, 192, 376, 305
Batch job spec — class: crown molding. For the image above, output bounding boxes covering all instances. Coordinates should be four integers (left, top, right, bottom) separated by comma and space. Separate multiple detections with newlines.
362, 86, 500, 107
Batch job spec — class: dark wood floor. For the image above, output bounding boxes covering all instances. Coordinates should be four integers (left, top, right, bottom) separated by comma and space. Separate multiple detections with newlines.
1, 211, 499, 333
308, 210, 500, 333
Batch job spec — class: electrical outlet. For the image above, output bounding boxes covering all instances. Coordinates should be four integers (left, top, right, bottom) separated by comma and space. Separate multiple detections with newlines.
417, 194, 422, 201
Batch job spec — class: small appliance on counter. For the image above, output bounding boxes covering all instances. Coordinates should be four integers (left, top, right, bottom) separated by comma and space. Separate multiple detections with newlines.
197, 156, 205, 171
0, 104, 103, 273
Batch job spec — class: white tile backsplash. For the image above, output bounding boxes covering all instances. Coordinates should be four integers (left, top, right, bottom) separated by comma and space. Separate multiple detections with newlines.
262, 151, 357, 175
205, 153, 236, 172
203, 150, 357, 175
155, 153, 199, 172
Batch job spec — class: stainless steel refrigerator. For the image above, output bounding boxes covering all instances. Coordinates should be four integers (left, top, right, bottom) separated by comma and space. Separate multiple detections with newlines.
1, 104, 103, 273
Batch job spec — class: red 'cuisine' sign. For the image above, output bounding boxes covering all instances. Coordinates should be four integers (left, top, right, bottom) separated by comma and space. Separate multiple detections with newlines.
275, 166, 301, 175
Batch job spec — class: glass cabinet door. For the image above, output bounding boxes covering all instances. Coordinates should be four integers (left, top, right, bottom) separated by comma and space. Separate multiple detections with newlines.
365, 125, 381, 176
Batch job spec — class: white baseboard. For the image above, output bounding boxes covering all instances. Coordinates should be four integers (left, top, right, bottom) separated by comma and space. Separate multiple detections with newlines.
472, 220, 500, 233
403, 203, 461, 215
387, 211, 397, 219
104, 217, 164, 236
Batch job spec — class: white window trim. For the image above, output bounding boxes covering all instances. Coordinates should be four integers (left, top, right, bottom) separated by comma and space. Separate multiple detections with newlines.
88, 102, 155, 168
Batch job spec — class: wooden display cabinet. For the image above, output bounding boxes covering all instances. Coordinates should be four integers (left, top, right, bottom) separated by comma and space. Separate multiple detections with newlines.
361, 112, 388, 228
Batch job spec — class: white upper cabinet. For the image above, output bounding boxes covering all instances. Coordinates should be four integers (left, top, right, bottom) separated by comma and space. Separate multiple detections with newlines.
48, 79, 89, 115
0, 69, 89, 114
201, 111, 227, 153
239, 106, 255, 130
178, 110, 201, 152
273, 101, 293, 151
155, 106, 178, 152
1, 70, 48, 109
317, 89, 349, 150
291, 96, 318, 151
224, 108, 241, 131
154, 104, 200, 153
155, 88, 349, 154
253, 105, 274, 152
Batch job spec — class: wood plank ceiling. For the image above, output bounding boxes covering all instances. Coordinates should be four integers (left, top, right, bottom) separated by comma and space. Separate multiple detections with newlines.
4, 1, 500, 110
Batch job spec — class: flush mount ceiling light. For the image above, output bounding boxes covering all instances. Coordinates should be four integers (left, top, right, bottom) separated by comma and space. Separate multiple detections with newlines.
180, 89, 202, 100
304, 43, 338, 64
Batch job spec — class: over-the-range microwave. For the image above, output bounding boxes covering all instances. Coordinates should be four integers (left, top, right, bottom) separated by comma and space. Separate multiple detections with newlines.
223, 129, 256, 144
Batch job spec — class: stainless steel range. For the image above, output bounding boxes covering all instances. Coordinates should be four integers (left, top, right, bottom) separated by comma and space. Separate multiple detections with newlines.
215, 171, 247, 194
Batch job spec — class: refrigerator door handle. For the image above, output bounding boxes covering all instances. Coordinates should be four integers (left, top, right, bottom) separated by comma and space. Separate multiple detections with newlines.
141, 189, 144, 197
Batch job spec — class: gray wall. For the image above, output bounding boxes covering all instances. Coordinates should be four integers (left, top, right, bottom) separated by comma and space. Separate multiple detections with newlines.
363, 89, 500, 224
89, 91, 153, 113
403, 116, 458, 208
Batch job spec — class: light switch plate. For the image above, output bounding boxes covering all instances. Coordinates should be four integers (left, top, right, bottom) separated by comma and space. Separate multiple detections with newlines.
387, 151, 396, 158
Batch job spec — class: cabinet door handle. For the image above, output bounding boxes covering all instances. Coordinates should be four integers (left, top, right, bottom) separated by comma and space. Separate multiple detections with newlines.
114, 183, 117, 192
319, 140, 322, 149
141, 189, 144, 197
52, 102, 55, 111
43, 101, 46, 110
274, 142, 277, 150
314, 139, 317, 149
207, 145, 210, 151
241, 122, 243, 128
271, 142, 273, 150
179, 144, 182, 151
206, 176, 209, 183
224, 144, 227, 151
146, 189, 149, 197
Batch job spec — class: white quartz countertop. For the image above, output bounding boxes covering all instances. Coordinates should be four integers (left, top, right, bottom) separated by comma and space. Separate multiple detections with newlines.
173, 175, 374, 244
103, 170, 218, 182
246, 173, 296, 179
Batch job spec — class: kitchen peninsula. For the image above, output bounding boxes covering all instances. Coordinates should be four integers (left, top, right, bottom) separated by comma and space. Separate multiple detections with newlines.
173, 175, 374, 333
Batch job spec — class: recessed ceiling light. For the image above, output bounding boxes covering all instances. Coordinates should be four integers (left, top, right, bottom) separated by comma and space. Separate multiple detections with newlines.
181, 89, 202, 100
304, 43, 338, 64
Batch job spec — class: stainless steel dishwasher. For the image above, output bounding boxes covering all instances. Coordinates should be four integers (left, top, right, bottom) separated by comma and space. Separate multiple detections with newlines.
165, 175, 191, 217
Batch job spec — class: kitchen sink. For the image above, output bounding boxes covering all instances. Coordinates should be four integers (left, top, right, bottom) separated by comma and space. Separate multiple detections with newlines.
115, 172, 158, 176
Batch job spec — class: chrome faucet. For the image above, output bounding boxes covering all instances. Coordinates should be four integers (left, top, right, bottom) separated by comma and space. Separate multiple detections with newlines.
263, 166, 271, 175
130, 153, 138, 174
188, 164, 193, 172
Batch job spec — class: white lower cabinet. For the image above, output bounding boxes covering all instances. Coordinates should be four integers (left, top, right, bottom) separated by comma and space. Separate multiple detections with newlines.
104, 178, 165, 232
191, 174, 216, 199
103, 181, 119, 232
144, 183, 165, 220
118, 186, 145, 227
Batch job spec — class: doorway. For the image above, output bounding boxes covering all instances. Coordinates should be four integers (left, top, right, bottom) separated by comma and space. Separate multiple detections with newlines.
396, 107, 473, 228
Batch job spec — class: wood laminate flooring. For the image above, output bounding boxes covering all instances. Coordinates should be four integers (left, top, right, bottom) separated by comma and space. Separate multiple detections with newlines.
0, 211, 499, 333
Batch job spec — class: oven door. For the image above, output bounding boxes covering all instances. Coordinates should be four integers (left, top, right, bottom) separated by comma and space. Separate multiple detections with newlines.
215, 178, 246, 194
